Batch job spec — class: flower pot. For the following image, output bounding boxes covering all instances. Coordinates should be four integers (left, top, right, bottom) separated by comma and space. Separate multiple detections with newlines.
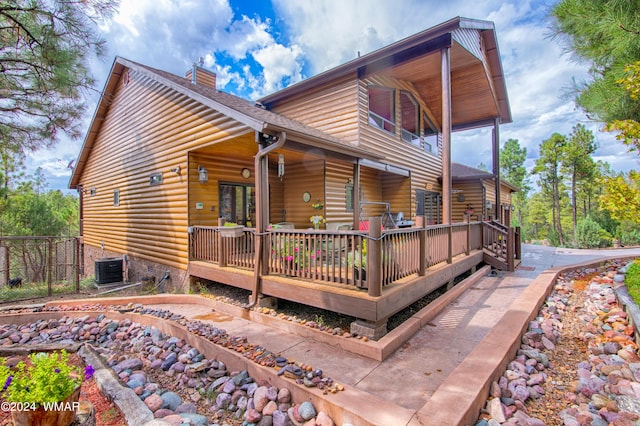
220, 226, 243, 238
11, 387, 80, 426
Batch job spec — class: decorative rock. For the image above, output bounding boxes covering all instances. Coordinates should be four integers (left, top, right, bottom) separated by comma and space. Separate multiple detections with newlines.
487, 397, 505, 423
145, 394, 163, 412
263, 400, 278, 416
160, 391, 183, 411
175, 402, 197, 414
254, 386, 271, 411
177, 413, 208, 425
159, 414, 184, 426
297, 401, 316, 421
315, 411, 335, 426
616, 395, 640, 415
153, 408, 175, 418
115, 357, 143, 372
277, 387, 291, 403
216, 392, 231, 409
245, 408, 262, 423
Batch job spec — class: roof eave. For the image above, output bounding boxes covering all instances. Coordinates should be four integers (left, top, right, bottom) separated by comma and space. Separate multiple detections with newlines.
69, 58, 125, 189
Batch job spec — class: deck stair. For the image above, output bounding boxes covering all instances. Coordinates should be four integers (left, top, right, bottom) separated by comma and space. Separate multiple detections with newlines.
482, 220, 521, 271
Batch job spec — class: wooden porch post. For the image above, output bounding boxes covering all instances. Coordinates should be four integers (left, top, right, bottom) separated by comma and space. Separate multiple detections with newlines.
353, 162, 361, 231
507, 227, 515, 271
367, 216, 382, 297
492, 118, 501, 223
218, 217, 227, 267
47, 238, 53, 297
466, 221, 471, 256
441, 46, 452, 225
447, 226, 453, 264
417, 216, 426, 276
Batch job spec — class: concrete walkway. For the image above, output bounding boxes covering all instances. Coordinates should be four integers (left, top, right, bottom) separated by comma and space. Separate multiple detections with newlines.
43, 244, 640, 425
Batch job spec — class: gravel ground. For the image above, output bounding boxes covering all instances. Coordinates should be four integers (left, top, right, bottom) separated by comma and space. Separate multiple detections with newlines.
196, 268, 471, 334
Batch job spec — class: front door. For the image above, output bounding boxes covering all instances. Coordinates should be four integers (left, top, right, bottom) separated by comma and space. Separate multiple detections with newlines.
219, 183, 255, 227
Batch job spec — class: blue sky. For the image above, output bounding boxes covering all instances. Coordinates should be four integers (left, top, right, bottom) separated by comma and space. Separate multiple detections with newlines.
27, 0, 639, 193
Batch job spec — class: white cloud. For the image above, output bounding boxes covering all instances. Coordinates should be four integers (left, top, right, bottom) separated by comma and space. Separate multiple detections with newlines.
251, 43, 304, 95
25, 0, 639, 194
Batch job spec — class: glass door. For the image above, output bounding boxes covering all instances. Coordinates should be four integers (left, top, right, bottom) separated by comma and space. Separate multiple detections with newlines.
219, 183, 255, 227
416, 189, 441, 225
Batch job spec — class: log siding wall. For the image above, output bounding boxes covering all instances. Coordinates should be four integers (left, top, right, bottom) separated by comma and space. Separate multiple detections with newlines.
267, 75, 361, 144
79, 68, 253, 272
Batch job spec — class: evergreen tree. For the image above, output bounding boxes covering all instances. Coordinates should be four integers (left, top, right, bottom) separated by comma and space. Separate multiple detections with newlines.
533, 133, 567, 245
550, 0, 640, 125
561, 124, 597, 243
499, 138, 530, 227
0, 0, 117, 155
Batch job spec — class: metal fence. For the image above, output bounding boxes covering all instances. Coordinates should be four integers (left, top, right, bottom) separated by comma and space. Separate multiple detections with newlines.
0, 236, 80, 298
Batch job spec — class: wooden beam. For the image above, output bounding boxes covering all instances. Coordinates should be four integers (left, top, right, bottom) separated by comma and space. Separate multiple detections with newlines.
441, 47, 452, 224
492, 118, 500, 222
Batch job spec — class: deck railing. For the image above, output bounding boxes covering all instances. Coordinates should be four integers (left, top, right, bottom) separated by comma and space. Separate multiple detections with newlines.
190, 218, 487, 292
482, 220, 521, 271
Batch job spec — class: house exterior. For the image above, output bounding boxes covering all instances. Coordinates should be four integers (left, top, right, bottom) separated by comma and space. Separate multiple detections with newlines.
70, 17, 517, 337
450, 162, 518, 223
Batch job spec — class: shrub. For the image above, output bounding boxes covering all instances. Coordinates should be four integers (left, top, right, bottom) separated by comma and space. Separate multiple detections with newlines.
575, 216, 607, 248
617, 220, 640, 246
625, 259, 640, 305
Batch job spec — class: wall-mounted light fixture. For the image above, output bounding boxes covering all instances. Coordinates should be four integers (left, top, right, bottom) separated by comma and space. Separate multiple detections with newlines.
170, 165, 181, 175
277, 154, 285, 180
198, 166, 208, 183
486, 200, 493, 210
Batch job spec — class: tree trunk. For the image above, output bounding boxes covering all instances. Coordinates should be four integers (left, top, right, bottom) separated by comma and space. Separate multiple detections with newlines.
572, 172, 577, 246
554, 171, 564, 246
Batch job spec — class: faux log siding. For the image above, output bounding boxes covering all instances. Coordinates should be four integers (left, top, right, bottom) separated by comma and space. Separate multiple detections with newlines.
269, 171, 286, 225
188, 138, 257, 226
359, 168, 385, 220
325, 161, 356, 226
267, 75, 360, 144
382, 174, 412, 218
80, 68, 252, 270
282, 160, 325, 229
452, 181, 483, 222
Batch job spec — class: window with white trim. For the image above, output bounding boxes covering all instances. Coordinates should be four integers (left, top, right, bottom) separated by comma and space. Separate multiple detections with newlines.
368, 86, 395, 134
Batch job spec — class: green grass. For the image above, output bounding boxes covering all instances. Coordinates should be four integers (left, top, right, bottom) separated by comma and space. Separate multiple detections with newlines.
625, 259, 640, 305
0, 281, 77, 302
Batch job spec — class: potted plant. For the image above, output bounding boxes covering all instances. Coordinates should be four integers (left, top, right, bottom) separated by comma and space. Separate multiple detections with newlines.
0, 349, 94, 426
464, 204, 474, 215
219, 221, 243, 238
309, 215, 325, 230
347, 240, 367, 284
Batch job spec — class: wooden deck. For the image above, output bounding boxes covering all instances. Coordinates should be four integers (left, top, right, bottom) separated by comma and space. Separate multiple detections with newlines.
188, 220, 519, 323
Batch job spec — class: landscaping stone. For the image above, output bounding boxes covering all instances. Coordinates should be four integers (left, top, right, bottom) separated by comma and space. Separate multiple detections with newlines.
0, 303, 335, 426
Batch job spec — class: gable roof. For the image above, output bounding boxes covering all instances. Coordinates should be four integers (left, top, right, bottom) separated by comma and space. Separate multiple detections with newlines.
452, 162, 494, 180
451, 162, 518, 192
259, 16, 511, 131
69, 57, 380, 188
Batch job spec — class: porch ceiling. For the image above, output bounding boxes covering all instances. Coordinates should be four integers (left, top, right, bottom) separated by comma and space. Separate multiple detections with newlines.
373, 42, 500, 131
